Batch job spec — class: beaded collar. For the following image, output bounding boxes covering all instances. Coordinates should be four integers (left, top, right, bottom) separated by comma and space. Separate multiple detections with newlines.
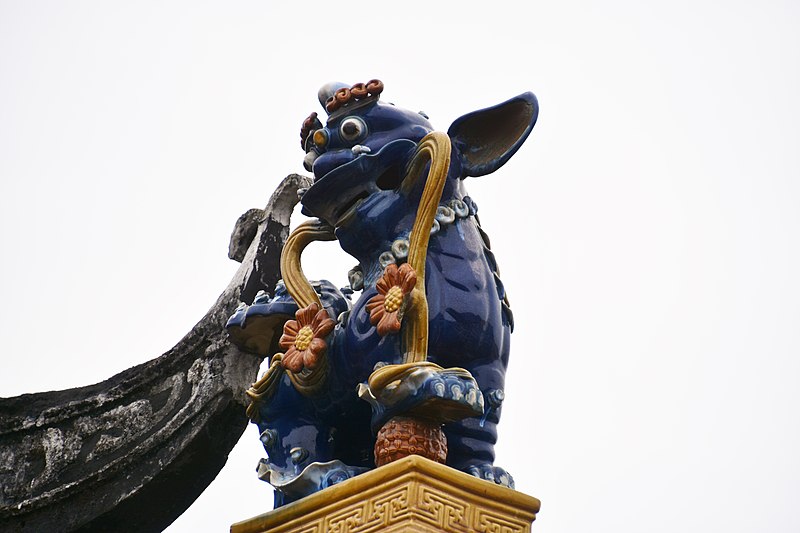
347, 197, 478, 291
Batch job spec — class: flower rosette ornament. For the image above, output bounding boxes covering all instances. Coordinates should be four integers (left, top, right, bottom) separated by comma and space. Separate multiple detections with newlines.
366, 263, 417, 336
279, 302, 335, 373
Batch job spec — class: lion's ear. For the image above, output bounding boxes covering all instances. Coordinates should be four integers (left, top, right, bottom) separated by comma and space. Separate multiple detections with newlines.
447, 92, 539, 177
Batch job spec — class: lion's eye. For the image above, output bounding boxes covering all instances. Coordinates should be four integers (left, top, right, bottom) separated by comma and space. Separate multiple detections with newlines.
313, 129, 329, 150
339, 117, 367, 143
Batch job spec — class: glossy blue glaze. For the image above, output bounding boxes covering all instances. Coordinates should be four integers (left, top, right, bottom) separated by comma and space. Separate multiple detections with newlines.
227, 84, 538, 503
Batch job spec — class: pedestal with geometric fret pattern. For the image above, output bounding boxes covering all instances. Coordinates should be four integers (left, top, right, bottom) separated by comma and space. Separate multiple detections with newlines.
231, 455, 540, 533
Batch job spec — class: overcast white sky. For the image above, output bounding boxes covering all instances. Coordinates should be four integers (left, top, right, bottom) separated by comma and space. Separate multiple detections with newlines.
2, 1, 799, 531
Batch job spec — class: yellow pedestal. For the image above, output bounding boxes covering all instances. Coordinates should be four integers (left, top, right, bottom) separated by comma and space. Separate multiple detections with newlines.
231, 455, 540, 533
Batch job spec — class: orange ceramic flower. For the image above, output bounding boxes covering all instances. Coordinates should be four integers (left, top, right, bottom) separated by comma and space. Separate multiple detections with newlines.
366, 263, 417, 336
279, 302, 335, 373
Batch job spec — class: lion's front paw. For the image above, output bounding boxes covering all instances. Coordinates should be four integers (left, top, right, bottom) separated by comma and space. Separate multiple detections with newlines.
465, 463, 515, 489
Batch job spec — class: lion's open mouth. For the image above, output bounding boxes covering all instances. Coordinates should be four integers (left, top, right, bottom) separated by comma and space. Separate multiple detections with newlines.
334, 191, 369, 227
300, 139, 417, 226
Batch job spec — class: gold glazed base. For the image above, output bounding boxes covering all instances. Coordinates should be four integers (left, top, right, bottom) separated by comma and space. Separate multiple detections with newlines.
231, 455, 540, 533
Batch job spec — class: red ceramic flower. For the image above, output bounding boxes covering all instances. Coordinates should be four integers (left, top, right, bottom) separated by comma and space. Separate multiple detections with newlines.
279, 302, 335, 373
366, 263, 417, 336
